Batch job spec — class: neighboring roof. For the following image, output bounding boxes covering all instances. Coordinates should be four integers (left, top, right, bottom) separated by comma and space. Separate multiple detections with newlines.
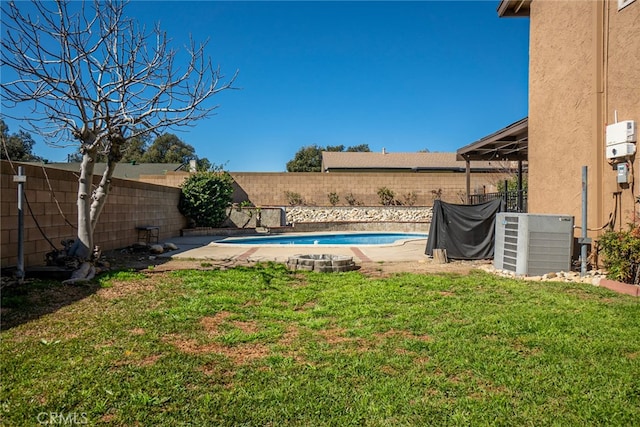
497, 0, 531, 17
456, 118, 528, 162
31, 162, 185, 180
321, 151, 508, 173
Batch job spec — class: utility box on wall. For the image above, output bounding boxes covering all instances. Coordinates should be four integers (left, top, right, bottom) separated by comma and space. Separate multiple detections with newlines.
606, 120, 637, 145
605, 120, 637, 159
494, 213, 575, 276
606, 143, 636, 159
606, 120, 637, 160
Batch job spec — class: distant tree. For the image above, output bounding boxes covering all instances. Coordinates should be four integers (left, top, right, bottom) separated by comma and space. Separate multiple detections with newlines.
286, 143, 371, 172
0, 119, 44, 162
326, 144, 345, 152
195, 157, 214, 172
286, 144, 324, 172
66, 132, 209, 166
68, 131, 150, 163
120, 134, 150, 163
346, 144, 371, 152
141, 134, 196, 164
139, 133, 215, 170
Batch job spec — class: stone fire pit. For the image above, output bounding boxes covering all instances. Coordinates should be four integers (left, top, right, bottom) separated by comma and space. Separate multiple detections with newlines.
286, 254, 356, 272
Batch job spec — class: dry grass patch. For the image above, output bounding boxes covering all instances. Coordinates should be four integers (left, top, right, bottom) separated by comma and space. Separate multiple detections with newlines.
163, 333, 271, 365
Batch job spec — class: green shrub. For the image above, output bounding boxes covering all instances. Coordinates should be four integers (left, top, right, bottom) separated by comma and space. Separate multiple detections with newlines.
497, 175, 528, 192
328, 192, 340, 206
179, 171, 234, 227
598, 224, 640, 284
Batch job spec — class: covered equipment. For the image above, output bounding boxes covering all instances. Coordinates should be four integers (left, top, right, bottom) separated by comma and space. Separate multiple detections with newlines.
425, 199, 505, 260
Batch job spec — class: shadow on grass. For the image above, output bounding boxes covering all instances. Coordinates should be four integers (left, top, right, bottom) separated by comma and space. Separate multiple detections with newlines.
1, 279, 102, 330
1, 249, 174, 331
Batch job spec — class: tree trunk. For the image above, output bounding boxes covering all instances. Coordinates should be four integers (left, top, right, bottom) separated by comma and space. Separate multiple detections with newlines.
69, 150, 96, 260
90, 157, 118, 231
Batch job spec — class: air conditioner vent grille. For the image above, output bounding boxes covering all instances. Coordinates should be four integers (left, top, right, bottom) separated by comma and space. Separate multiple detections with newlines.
494, 213, 574, 276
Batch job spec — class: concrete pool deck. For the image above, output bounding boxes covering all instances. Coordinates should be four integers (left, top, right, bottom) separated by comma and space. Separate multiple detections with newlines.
159, 234, 430, 264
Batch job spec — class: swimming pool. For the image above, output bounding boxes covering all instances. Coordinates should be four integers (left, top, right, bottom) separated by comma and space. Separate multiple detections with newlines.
217, 232, 428, 246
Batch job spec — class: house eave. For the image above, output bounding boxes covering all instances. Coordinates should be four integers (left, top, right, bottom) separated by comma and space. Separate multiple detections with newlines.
497, 0, 532, 17
456, 117, 528, 162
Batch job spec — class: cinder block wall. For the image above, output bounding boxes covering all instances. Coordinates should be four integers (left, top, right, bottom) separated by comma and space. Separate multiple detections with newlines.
231, 172, 507, 206
137, 171, 188, 188
1, 161, 187, 268
141, 171, 507, 206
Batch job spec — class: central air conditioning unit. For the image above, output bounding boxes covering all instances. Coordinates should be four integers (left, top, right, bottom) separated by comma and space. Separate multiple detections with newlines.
494, 213, 574, 276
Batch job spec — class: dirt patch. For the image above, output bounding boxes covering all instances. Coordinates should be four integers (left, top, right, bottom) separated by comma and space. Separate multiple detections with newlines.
357, 259, 489, 278
163, 333, 271, 365
102, 245, 488, 277
166, 312, 272, 365
97, 276, 164, 300
200, 312, 232, 333
104, 257, 485, 280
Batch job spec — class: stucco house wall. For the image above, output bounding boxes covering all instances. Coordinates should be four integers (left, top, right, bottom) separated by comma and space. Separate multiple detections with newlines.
528, 0, 639, 235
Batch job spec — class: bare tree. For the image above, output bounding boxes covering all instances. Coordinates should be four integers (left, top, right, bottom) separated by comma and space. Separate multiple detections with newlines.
1, 0, 237, 278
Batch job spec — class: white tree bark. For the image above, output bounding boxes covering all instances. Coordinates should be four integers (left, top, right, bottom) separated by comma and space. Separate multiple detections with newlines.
69, 150, 97, 260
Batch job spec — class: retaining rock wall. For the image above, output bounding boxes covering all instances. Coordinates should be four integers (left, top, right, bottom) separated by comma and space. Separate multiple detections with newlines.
286, 206, 432, 224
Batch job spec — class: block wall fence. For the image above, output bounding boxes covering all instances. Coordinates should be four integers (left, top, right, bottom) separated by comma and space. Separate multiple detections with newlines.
1, 161, 187, 269
2, 161, 508, 268
141, 171, 508, 207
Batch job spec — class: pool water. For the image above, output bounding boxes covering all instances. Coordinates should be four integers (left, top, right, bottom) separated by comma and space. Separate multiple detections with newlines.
217, 232, 428, 246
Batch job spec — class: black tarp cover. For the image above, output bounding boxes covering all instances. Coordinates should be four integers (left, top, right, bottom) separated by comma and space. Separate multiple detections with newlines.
425, 199, 506, 260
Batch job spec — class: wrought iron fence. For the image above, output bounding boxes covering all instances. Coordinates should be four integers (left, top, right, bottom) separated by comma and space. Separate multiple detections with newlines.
467, 190, 527, 212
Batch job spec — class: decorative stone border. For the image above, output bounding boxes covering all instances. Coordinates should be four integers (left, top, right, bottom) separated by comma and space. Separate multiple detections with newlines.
480, 264, 638, 297
286, 206, 432, 224
286, 254, 356, 272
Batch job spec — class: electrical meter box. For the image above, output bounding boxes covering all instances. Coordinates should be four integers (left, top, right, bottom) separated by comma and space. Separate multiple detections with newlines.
606, 120, 637, 145
606, 142, 636, 159
617, 163, 630, 184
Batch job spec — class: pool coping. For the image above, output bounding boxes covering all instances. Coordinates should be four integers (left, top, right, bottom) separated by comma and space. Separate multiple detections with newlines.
160, 232, 430, 263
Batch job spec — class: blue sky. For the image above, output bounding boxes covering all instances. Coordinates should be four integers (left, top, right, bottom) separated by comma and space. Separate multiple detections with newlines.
2, 1, 529, 171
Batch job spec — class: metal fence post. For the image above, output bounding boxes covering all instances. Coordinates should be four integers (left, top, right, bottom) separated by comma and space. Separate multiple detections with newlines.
13, 166, 26, 282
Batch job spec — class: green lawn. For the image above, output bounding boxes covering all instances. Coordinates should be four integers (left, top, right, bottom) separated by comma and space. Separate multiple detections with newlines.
2, 264, 639, 426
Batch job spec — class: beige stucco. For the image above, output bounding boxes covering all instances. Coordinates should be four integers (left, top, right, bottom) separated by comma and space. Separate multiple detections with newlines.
528, 0, 639, 237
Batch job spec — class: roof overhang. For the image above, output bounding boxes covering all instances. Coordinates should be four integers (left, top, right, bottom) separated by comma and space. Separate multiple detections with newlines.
457, 117, 528, 162
497, 0, 531, 17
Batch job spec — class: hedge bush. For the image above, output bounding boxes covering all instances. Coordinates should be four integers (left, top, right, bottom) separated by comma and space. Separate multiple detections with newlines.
598, 224, 640, 284
179, 171, 234, 227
